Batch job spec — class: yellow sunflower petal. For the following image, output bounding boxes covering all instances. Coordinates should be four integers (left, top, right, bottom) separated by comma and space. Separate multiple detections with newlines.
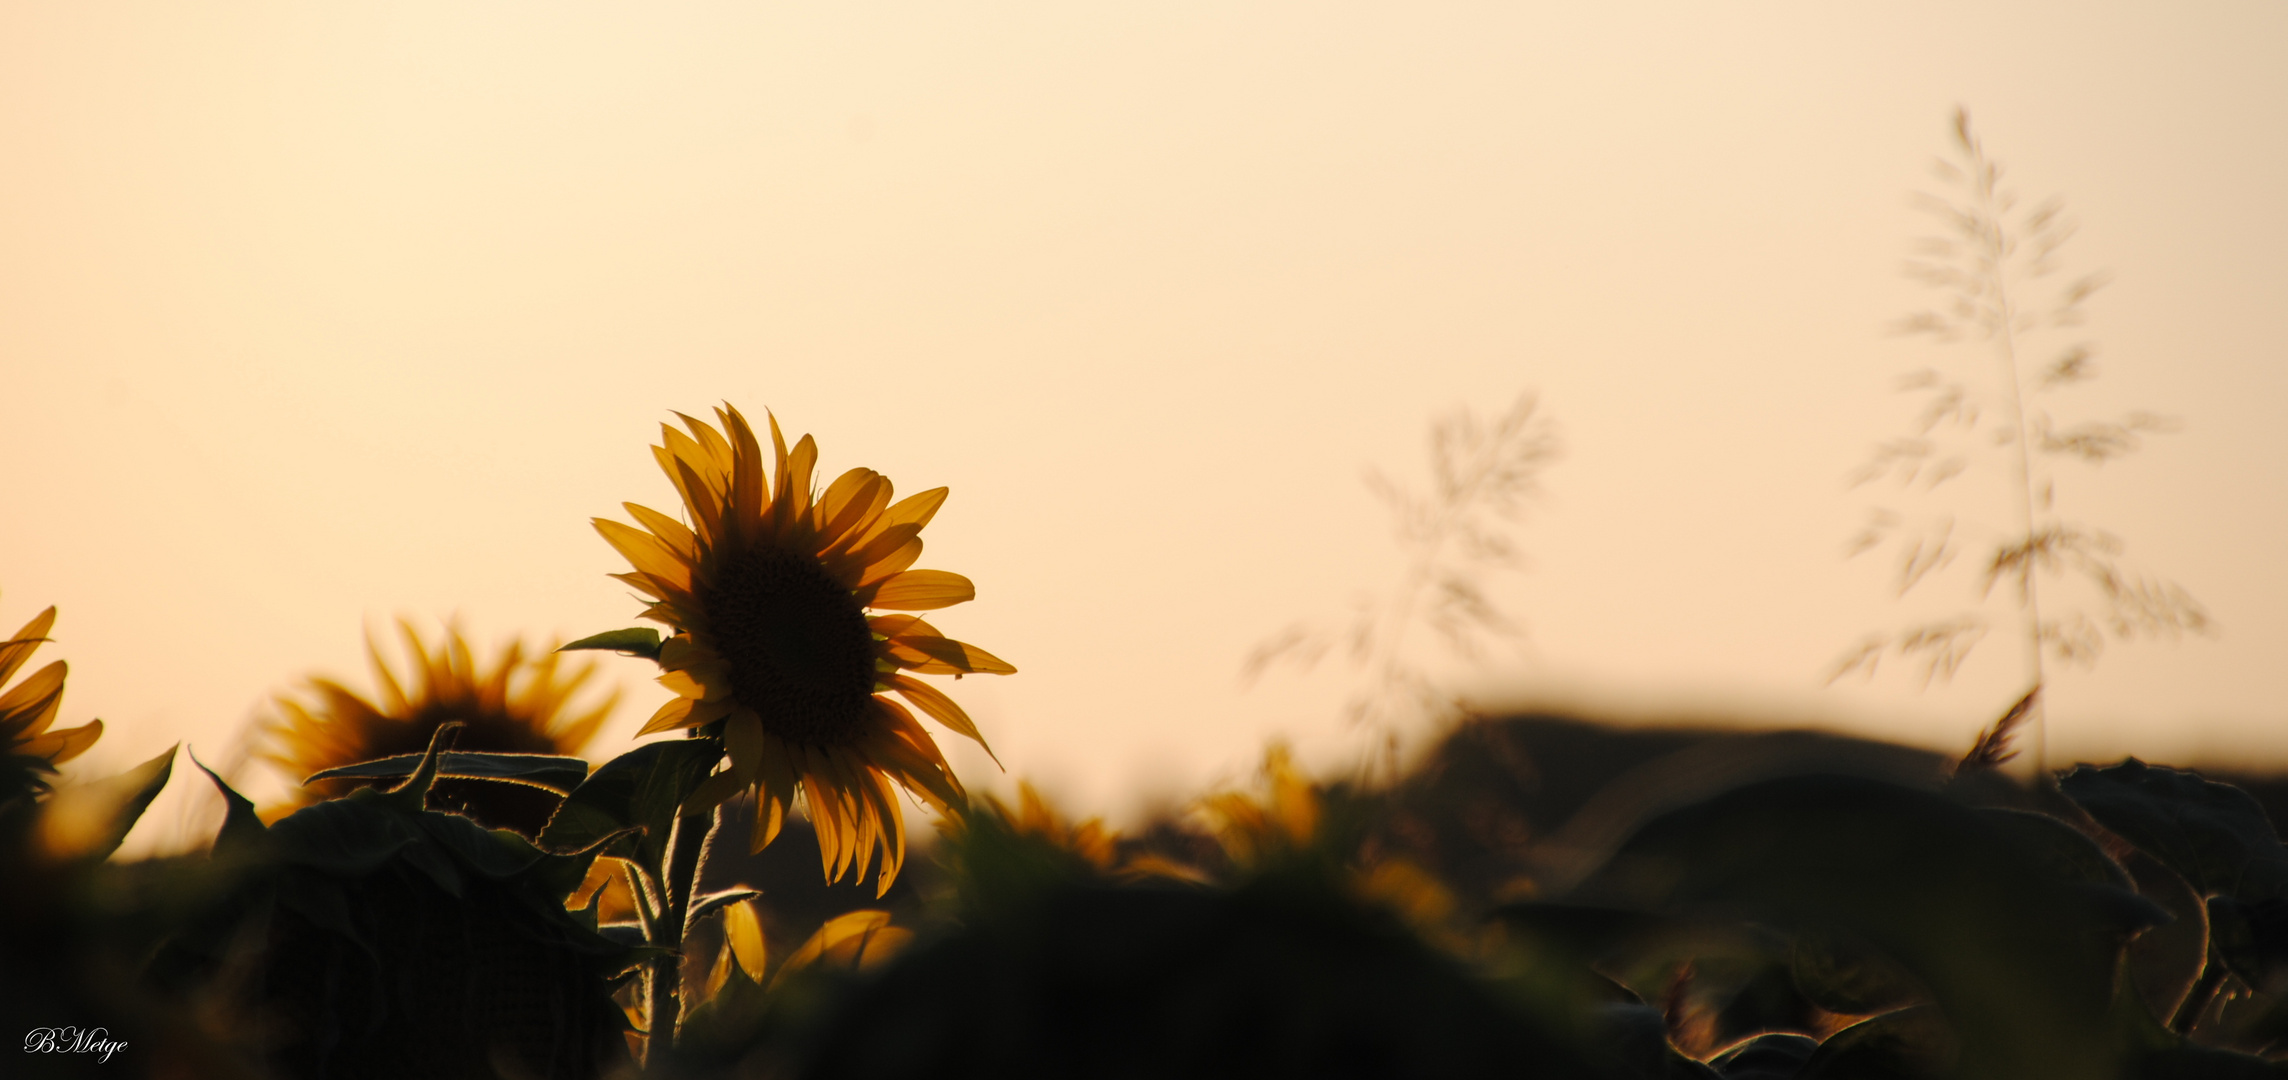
671, 456, 727, 549
725, 709, 766, 782
0, 660, 67, 736
852, 536, 925, 588
862, 569, 976, 611
606, 571, 669, 602
865, 696, 964, 809
0, 606, 56, 686
723, 898, 768, 979
798, 750, 853, 879
766, 411, 793, 532
657, 667, 734, 703
816, 469, 886, 547
721, 406, 771, 531
845, 521, 921, 575
623, 502, 698, 562
872, 618, 1016, 676
864, 771, 907, 895
661, 425, 728, 498
778, 434, 820, 540
874, 487, 949, 539
822, 476, 894, 556
637, 696, 698, 736
751, 735, 798, 851
366, 631, 411, 715
883, 675, 999, 764
653, 444, 709, 527
677, 411, 738, 478
595, 520, 695, 594
18, 719, 102, 766
656, 634, 706, 668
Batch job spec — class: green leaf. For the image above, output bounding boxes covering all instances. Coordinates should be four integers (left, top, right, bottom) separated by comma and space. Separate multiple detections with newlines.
305, 751, 591, 796
561, 627, 664, 660
540, 738, 722, 874
1709, 1033, 1819, 1080
38, 744, 176, 863
1572, 774, 2130, 1080
266, 796, 424, 878
2058, 759, 2288, 902
1978, 807, 2134, 890
2206, 895, 2288, 994
411, 810, 546, 882
190, 749, 266, 858
275, 867, 375, 957
1799, 1005, 1957, 1080
1793, 926, 1928, 1015
383, 722, 461, 812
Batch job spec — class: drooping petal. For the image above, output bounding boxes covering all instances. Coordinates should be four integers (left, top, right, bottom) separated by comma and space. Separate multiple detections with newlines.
872, 618, 1016, 676
751, 733, 799, 851
723, 898, 769, 979
725, 709, 766, 781
885, 674, 999, 764
865, 696, 964, 810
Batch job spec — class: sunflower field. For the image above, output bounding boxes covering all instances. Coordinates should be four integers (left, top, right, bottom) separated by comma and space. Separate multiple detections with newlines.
9, 407, 2288, 1080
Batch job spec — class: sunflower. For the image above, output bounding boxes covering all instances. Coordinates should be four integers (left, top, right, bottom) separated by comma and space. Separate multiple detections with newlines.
0, 598, 103, 799
596, 405, 1012, 894
256, 620, 616, 835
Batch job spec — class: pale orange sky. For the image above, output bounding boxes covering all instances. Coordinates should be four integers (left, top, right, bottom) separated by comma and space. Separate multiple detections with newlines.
3, 2, 2283, 848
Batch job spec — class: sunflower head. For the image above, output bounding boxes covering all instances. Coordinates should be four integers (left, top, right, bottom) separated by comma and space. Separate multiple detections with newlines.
0, 598, 103, 805
256, 620, 616, 836
598, 405, 1013, 895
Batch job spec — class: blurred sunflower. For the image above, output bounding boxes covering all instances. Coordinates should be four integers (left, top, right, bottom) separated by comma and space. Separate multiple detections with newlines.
256, 620, 615, 835
0, 599, 103, 801
597, 405, 1012, 894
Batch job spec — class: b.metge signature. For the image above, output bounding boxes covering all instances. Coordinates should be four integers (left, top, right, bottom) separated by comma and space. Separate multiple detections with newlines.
23, 1027, 128, 1063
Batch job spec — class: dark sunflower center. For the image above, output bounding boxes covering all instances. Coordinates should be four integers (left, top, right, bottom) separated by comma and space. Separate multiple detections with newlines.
703, 545, 878, 746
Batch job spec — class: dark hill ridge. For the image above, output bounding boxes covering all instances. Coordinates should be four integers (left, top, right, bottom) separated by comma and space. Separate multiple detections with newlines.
690, 712, 2288, 954
1374, 713, 1953, 908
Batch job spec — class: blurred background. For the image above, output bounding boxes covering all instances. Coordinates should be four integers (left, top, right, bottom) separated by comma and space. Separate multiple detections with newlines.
0, 1, 2281, 852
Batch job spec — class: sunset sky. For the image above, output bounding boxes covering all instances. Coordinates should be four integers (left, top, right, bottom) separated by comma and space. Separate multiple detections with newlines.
3, 2, 2282, 849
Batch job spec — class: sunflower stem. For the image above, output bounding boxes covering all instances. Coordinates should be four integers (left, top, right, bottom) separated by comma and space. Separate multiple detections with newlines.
645, 803, 714, 1059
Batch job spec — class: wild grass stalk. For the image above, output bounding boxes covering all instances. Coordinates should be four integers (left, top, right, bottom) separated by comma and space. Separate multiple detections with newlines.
1835, 109, 2211, 771
1247, 390, 1559, 776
